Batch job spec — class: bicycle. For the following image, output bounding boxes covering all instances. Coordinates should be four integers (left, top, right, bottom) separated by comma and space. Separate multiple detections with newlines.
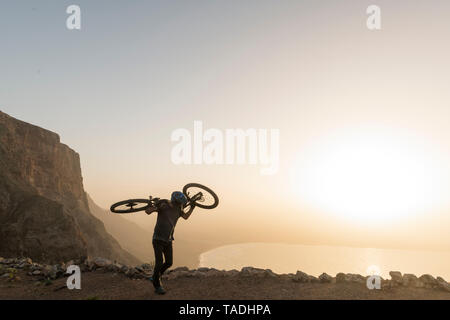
110, 183, 219, 214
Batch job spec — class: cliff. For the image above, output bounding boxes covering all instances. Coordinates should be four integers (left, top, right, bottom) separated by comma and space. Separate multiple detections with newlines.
0, 111, 140, 265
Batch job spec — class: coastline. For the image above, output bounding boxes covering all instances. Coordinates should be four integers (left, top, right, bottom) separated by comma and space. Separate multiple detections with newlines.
198, 242, 450, 279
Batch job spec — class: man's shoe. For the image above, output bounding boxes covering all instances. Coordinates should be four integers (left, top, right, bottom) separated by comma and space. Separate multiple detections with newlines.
149, 276, 163, 286
154, 286, 166, 295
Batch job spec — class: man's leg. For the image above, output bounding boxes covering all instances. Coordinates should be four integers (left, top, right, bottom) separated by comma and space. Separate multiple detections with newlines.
152, 240, 164, 288
160, 241, 173, 275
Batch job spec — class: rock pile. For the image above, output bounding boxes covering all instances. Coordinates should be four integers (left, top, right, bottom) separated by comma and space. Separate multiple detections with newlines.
0, 257, 153, 281
1, 257, 449, 293
386, 271, 450, 292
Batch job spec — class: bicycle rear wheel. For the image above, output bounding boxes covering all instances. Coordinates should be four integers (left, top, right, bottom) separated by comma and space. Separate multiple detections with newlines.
182, 183, 219, 209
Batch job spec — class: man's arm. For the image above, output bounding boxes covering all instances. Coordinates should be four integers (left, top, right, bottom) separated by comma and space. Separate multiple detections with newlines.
180, 204, 195, 220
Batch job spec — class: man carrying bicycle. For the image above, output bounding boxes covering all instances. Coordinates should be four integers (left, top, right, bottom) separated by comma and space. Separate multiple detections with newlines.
145, 191, 195, 295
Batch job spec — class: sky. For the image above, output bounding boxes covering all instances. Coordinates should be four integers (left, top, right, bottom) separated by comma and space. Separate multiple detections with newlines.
1, 1, 450, 251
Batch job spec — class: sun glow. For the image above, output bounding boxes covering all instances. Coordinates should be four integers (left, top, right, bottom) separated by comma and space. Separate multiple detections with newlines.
290, 128, 442, 223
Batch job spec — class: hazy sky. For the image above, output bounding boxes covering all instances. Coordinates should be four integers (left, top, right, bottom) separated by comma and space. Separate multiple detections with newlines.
2, 1, 450, 251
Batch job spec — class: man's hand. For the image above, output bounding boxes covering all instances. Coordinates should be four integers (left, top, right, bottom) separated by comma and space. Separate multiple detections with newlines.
145, 197, 157, 215
181, 203, 195, 220
145, 206, 156, 215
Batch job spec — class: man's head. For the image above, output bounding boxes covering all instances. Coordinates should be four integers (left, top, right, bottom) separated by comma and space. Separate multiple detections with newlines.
171, 191, 187, 207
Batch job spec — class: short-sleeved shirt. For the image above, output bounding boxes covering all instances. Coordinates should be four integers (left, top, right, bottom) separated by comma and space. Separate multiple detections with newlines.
153, 200, 182, 242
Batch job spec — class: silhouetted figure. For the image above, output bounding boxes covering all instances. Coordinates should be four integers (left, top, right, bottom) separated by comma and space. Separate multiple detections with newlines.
145, 191, 195, 294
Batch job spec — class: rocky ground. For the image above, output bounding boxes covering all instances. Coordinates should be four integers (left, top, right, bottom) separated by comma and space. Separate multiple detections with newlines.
0, 257, 449, 300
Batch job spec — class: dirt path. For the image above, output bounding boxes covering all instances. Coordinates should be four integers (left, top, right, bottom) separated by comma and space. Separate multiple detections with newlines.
1, 269, 449, 300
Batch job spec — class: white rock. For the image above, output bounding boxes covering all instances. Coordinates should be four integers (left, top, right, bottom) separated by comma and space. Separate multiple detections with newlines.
419, 274, 438, 288
293, 271, 310, 283
389, 271, 403, 284
319, 273, 333, 283
93, 257, 112, 268
436, 277, 450, 292
402, 274, 419, 287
